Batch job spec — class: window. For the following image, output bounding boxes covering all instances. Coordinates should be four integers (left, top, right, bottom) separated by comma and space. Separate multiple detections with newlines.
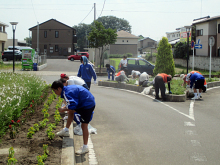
128, 59, 136, 65
55, 45, 59, 52
139, 60, 150, 66
172, 34, 175, 37
44, 45, 47, 49
55, 31, 59, 38
44, 31, 47, 38
122, 40, 124, 42
148, 42, 154, 47
218, 24, 220, 33
196, 29, 203, 36
127, 40, 128, 42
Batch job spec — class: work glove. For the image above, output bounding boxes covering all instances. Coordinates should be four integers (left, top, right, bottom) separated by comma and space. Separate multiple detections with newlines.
190, 88, 193, 92
94, 80, 97, 84
186, 85, 190, 88
169, 91, 172, 94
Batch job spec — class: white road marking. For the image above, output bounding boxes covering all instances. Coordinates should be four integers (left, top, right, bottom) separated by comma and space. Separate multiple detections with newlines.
184, 121, 195, 126
190, 152, 207, 161
88, 135, 98, 165
185, 130, 197, 135
191, 140, 201, 147
207, 86, 220, 91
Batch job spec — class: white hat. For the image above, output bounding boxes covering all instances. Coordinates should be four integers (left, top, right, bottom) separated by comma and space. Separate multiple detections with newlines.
186, 73, 192, 81
180, 74, 185, 79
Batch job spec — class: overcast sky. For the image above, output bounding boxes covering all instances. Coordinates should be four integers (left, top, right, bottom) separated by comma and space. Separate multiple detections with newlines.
1, 0, 220, 42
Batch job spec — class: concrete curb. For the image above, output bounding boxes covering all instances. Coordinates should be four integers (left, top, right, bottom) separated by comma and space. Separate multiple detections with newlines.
37, 63, 47, 71
61, 120, 75, 165
98, 80, 220, 102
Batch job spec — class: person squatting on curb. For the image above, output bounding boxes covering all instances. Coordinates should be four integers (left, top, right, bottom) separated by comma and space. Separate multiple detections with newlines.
105, 64, 116, 81
131, 70, 141, 79
51, 80, 95, 155
77, 56, 97, 90
154, 73, 172, 101
115, 70, 129, 83
139, 72, 149, 87
187, 72, 205, 100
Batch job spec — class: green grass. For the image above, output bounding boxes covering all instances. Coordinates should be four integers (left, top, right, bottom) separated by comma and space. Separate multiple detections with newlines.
0, 62, 22, 70
0, 72, 47, 138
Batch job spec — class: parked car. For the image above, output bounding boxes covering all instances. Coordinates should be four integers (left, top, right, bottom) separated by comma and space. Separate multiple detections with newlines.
119, 58, 155, 76
68, 52, 89, 61
2, 50, 22, 61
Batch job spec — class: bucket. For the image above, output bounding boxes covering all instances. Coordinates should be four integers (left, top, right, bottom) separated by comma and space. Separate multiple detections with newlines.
33, 63, 38, 71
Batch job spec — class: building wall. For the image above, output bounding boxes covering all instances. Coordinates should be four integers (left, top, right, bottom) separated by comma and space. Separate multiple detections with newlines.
5, 39, 18, 48
196, 23, 209, 56
152, 56, 220, 71
110, 44, 138, 57
216, 19, 220, 56
115, 38, 138, 44
31, 20, 75, 56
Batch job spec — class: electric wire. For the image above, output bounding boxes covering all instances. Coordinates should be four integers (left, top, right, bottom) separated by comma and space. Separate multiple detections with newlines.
99, 0, 106, 18
79, 6, 94, 24
31, 0, 38, 22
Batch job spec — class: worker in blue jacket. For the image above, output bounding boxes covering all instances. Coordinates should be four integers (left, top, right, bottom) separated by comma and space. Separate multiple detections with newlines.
189, 72, 205, 100
105, 64, 115, 81
77, 56, 97, 90
51, 80, 95, 155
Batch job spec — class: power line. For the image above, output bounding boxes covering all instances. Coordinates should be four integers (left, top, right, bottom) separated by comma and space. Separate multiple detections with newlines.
31, 0, 38, 21
79, 6, 94, 24
99, 0, 106, 18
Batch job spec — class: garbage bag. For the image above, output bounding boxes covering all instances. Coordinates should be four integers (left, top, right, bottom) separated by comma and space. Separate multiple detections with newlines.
74, 123, 97, 136
141, 86, 153, 95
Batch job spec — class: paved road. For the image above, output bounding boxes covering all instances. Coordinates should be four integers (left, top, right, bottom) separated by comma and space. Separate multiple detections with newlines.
41, 59, 220, 165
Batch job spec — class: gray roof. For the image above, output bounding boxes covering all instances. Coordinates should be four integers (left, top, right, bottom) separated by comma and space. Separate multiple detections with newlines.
192, 15, 220, 25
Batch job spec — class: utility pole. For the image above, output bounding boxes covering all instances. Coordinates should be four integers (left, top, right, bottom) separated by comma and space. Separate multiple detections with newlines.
37, 22, 39, 55
94, 3, 96, 21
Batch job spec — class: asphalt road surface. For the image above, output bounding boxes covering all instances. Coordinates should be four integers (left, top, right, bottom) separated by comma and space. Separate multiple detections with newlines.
41, 59, 220, 165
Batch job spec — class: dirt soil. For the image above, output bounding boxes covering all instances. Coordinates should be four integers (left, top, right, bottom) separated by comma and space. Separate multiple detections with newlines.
0, 90, 64, 165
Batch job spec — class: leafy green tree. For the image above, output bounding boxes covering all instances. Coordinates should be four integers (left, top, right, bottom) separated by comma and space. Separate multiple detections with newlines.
95, 16, 131, 33
24, 37, 32, 47
173, 42, 187, 59
73, 23, 92, 51
88, 21, 117, 72
153, 37, 175, 77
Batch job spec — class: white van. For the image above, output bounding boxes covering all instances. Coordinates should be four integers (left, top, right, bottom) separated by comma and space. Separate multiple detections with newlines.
8, 46, 32, 51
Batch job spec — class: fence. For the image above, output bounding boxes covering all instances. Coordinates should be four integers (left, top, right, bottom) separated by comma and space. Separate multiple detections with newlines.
36, 55, 47, 66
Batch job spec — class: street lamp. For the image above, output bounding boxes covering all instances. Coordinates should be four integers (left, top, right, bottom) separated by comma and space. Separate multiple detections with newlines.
184, 25, 191, 74
10, 22, 18, 73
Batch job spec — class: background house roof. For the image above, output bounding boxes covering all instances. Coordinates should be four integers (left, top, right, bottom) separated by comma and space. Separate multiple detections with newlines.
117, 30, 139, 39
29, 18, 75, 30
192, 15, 220, 25
139, 37, 156, 42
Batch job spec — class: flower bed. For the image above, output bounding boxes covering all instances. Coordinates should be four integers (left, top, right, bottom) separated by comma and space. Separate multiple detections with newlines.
0, 87, 64, 165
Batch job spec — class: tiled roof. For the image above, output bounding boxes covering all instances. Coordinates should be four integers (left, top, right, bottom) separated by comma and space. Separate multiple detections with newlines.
193, 15, 220, 24
0, 21, 9, 27
117, 30, 139, 38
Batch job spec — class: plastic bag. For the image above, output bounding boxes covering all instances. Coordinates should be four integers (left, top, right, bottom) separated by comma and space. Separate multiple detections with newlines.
74, 123, 97, 136
141, 86, 153, 95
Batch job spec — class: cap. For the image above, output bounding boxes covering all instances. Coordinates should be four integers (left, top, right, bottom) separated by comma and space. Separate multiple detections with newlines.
180, 74, 185, 79
60, 73, 66, 78
186, 73, 192, 81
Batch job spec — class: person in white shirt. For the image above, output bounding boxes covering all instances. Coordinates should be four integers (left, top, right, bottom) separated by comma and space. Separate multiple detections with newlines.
60, 73, 89, 90
119, 56, 128, 75
139, 72, 149, 87
131, 70, 141, 79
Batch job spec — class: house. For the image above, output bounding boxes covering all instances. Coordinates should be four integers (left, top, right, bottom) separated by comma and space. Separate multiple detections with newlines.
166, 30, 180, 46
192, 15, 220, 57
108, 30, 139, 57
138, 37, 157, 54
29, 19, 77, 57
0, 21, 8, 52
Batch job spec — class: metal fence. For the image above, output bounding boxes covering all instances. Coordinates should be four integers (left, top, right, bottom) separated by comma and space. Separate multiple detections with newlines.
36, 55, 47, 66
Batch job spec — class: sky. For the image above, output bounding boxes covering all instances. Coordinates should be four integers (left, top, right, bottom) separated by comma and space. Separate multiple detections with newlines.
1, 0, 220, 42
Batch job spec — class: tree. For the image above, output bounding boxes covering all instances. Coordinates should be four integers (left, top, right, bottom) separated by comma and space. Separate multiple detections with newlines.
153, 37, 175, 77
24, 37, 32, 47
88, 21, 117, 72
173, 42, 187, 59
95, 16, 131, 33
73, 23, 92, 51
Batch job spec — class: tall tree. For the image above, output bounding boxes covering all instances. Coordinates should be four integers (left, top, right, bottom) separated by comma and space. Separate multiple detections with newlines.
88, 21, 117, 72
73, 23, 92, 51
95, 16, 131, 33
24, 37, 32, 47
153, 37, 175, 77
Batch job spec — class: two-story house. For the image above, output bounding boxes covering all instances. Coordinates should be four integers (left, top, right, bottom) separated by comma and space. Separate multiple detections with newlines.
192, 15, 220, 57
29, 19, 77, 57
0, 21, 8, 52
138, 37, 157, 54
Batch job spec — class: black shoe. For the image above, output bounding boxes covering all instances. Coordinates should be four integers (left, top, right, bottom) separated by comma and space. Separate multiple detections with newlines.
155, 97, 160, 99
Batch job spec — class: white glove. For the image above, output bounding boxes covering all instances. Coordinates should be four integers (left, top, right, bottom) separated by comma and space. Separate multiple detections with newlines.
187, 85, 190, 88
190, 88, 193, 92
94, 80, 97, 84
